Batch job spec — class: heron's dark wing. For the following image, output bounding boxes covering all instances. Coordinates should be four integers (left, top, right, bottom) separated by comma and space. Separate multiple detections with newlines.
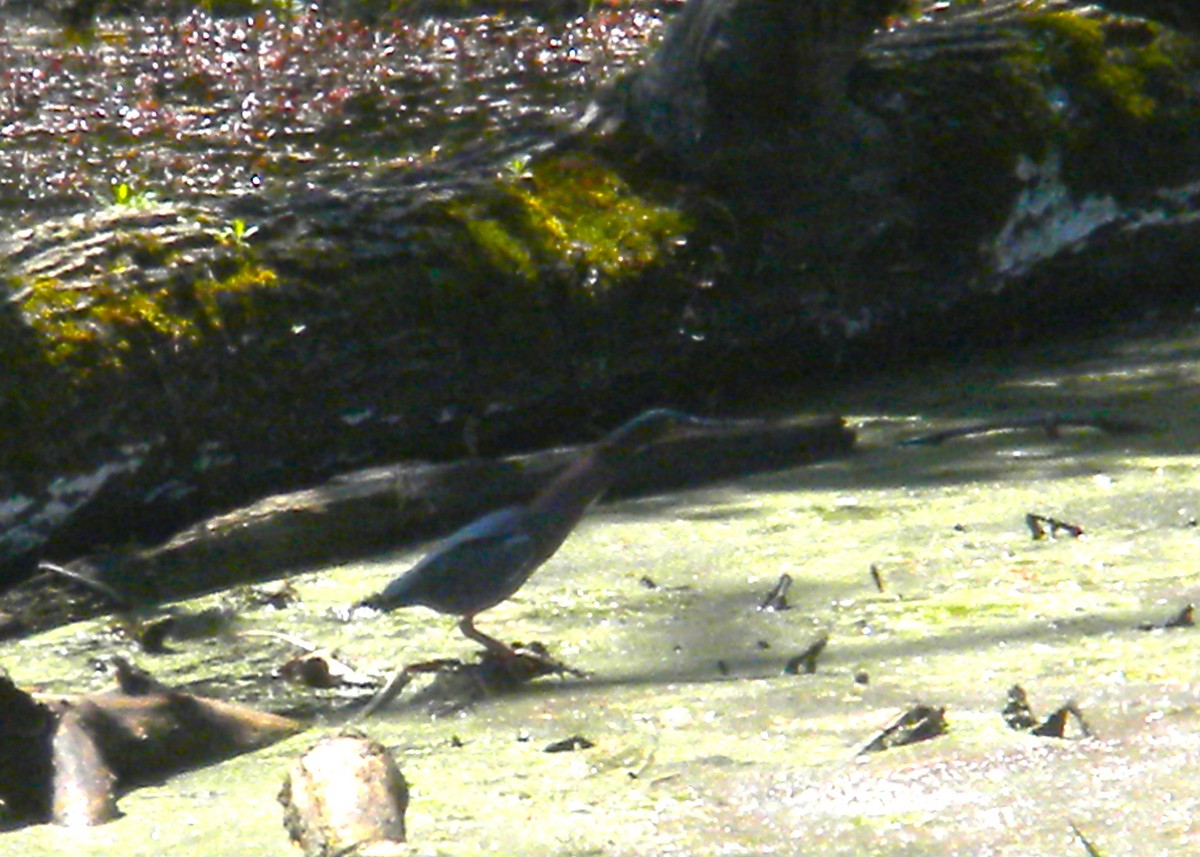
374, 507, 538, 614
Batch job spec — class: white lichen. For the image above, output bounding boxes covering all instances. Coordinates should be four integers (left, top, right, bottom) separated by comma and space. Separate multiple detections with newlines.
0, 456, 143, 555
990, 152, 1120, 278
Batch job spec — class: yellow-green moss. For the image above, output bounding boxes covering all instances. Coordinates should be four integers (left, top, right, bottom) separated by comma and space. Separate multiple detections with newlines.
192, 257, 280, 328
18, 245, 279, 374
454, 205, 540, 281
1023, 10, 1175, 122
446, 153, 690, 295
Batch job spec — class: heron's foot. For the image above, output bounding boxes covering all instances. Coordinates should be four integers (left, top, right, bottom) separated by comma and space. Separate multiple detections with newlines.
357, 648, 586, 716
483, 640, 589, 681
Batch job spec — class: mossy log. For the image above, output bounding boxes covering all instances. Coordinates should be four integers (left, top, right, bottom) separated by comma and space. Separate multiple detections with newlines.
4, 0, 1200, 589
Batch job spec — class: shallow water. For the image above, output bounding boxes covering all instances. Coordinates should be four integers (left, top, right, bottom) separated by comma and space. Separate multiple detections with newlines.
4, 320, 1200, 855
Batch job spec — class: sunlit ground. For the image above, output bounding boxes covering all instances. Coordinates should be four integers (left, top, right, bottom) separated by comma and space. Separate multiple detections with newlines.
4, 317, 1200, 855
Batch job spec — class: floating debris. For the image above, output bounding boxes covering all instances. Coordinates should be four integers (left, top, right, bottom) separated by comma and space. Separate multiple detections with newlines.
1002, 684, 1038, 731
136, 617, 174, 654
239, 630, 380, 689
240, 581, 300, 610
1031, 703, 1092, 739
758, 573, 793, 611
277, 653, 379, 690
869, 564, 885, 593
1137, 603, 1194, 631
1003, 685, 1091, 739
783, 634, 829, 675
114, 605, 239, 655
1026, 513, 1084, 540
358, 641, 585, 718
109, 656, 172, 696
858, 704, 947, 754
544, 735, 595, 753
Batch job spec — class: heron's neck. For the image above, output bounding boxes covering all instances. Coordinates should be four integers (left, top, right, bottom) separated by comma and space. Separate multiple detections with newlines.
526, 448, 622, 552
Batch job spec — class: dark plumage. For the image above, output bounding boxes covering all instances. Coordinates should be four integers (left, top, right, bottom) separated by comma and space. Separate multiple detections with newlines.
360, 409, 719, 656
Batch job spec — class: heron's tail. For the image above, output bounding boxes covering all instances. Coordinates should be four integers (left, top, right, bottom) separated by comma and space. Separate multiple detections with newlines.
356, 576, 418, 612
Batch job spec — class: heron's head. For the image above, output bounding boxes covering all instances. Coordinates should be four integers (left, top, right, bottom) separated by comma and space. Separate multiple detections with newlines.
600, 408, 719, 458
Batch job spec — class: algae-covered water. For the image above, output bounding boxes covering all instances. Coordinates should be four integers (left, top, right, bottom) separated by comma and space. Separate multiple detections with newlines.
4, 320, 1200, 855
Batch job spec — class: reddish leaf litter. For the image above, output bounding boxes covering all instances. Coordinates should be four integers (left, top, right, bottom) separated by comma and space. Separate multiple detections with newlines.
0, 4, 672, 225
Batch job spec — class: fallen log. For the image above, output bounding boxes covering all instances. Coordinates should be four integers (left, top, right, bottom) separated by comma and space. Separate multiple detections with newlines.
0, 665, 303, 828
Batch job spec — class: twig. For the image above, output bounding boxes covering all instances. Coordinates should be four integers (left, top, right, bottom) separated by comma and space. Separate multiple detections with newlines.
37, 560, 132, 609
1069, 821, 1105, 857
783, 634, 829, 675
757, 573, 792, 611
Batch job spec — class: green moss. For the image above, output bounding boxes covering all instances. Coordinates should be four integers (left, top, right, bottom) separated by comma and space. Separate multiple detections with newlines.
998, 5, 1200, 193
508, 156, 690, 286
1024, 10, 1162, 121
453, 205, 540, 281
17, 239, 279, 374
446, 153, 690, 295
192, 257, 280, 329
883, 3, 1200, 214
17, 276, 102, 366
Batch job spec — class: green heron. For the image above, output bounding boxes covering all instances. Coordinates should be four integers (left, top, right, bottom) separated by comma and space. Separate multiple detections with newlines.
359, 409, 723, 657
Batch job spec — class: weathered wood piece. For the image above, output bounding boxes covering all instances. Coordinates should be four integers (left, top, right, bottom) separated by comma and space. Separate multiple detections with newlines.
50, 703, 120, 827
0, 675, 57, 825
0, 668, 303, 828
279, 733, 408, 856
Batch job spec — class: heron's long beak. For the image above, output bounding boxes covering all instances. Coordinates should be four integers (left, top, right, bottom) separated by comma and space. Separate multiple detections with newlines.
670, 413, 763, 438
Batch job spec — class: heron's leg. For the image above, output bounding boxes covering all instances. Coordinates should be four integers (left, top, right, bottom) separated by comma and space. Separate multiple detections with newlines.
458, 615, 588, 679
458, 615, 517, 658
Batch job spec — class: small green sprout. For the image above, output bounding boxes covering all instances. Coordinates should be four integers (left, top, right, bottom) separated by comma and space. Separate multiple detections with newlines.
110, 182, 158, 209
